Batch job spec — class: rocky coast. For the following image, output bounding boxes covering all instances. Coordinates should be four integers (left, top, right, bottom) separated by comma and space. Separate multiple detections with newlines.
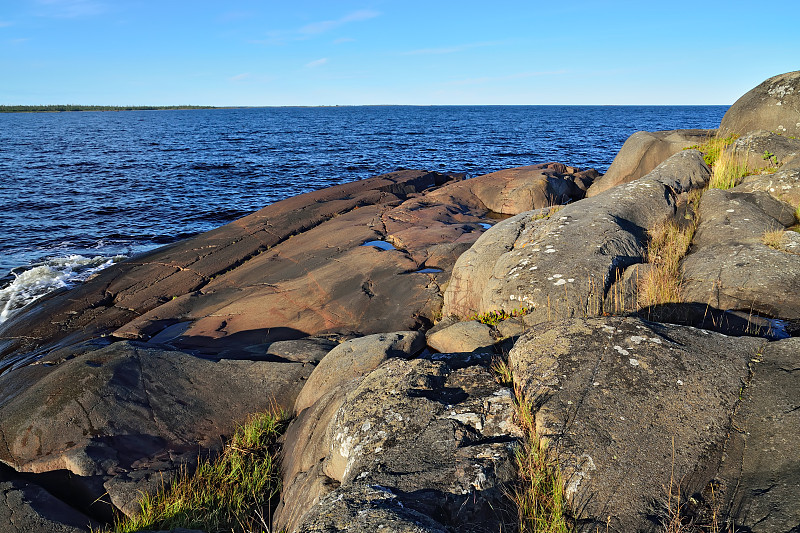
1, 72, 800, 532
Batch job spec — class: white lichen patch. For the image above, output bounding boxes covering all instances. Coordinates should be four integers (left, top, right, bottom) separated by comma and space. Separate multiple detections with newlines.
629, 335, 646, 345
565, 453, 596, 500
448, 411, 484, 430
629, 358, 639, 367
544, 248, 557, 253
614, 345, 629, 356
554, 279, 567, 286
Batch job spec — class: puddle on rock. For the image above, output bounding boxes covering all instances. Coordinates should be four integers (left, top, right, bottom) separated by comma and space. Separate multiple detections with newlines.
415, 268, 443, 273
361, 240, 397, 251
478, 223, 492, 229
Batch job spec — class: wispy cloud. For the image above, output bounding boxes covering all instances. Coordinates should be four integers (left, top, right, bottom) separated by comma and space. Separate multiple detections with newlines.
0, 21, 13, 28
305, 58, 329, 68
333, 37, 355, 44
229, 73, 251, 82
253, 9, 379, 45
401, 41, 505, 56
35, 0, 107, 18
299, 9, 378, 35
447, 70, 568, 86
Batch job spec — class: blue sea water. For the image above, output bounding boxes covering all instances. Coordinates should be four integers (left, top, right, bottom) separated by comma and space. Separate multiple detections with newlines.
0, 105, 727, 319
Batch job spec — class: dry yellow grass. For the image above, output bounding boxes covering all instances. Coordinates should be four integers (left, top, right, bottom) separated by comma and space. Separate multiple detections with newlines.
762, 229, 785, 250
637, 218, 696, 308
708, 148, 750, 190
492, 358, 572, 533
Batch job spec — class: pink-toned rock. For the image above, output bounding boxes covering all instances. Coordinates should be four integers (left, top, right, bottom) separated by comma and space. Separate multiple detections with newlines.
469, 162, 597, 214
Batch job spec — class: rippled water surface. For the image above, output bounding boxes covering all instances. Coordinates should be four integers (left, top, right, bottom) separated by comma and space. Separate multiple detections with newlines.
0, 105, 727, 296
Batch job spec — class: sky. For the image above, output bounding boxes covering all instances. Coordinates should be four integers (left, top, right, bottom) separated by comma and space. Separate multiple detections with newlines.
1, 0, 799, 106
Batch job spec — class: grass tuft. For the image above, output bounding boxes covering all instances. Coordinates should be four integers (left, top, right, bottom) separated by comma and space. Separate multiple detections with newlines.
489, 359, 572, 532
513, 384, 571, 533
111, 409, 289, 533
762, 229, 785, 250
686, 134, 738, 167
638, 218, 696, 308
708, 148, 749, 190
472, 307, 531, 326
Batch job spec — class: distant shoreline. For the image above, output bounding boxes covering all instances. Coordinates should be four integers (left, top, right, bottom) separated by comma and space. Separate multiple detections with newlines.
1, 104, 729, 114
0, 105, 219, 113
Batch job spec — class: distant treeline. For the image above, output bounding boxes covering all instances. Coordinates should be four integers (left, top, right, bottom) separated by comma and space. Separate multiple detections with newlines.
0, 105, 217, 113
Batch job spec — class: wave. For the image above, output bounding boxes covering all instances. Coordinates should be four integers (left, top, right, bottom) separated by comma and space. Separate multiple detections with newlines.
0, 254, 124, 324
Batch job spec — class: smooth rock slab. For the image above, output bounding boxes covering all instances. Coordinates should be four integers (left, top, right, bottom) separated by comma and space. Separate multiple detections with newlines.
425, 320, 496, 354
0, 170, 454, 360
508, 317, 764, 532
716, 338, 800, 531
682, 188, 800, 320
293, 331, 425, 414
587, 129, 713, 197
468, 162, 597, 214
0, 341, 311, 518
0, 477, 99, 533
720, 70, 800, 137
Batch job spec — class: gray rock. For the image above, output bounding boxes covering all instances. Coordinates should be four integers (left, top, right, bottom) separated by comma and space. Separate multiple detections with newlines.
0, 478, 100, 533
278, 356, 521, 533
264, 337, 339, 363
720, 71, 800, 136
587, 129, 713, 197
294, 483, 449, 533
736, 166, 800, 207
0, 341, 311, 519
293, 331, 425, 414
715, 337, 800, 531
682, 188, 800, 320
494, 316, 527, 339
425, 320, 495, 354
508, 317, 764, 532
441, 211, 535, 321
729, 129, 800, 172
443, 150, 710, 322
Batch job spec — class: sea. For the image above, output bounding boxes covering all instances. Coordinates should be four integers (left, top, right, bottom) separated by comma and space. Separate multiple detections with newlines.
0, 105, 728, 322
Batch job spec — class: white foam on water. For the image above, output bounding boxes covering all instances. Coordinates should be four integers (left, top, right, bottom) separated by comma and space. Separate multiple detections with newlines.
0, 254, 125, 324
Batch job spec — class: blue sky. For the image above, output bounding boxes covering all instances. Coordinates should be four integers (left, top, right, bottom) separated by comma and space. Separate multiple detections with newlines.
1, 0, 798, 106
